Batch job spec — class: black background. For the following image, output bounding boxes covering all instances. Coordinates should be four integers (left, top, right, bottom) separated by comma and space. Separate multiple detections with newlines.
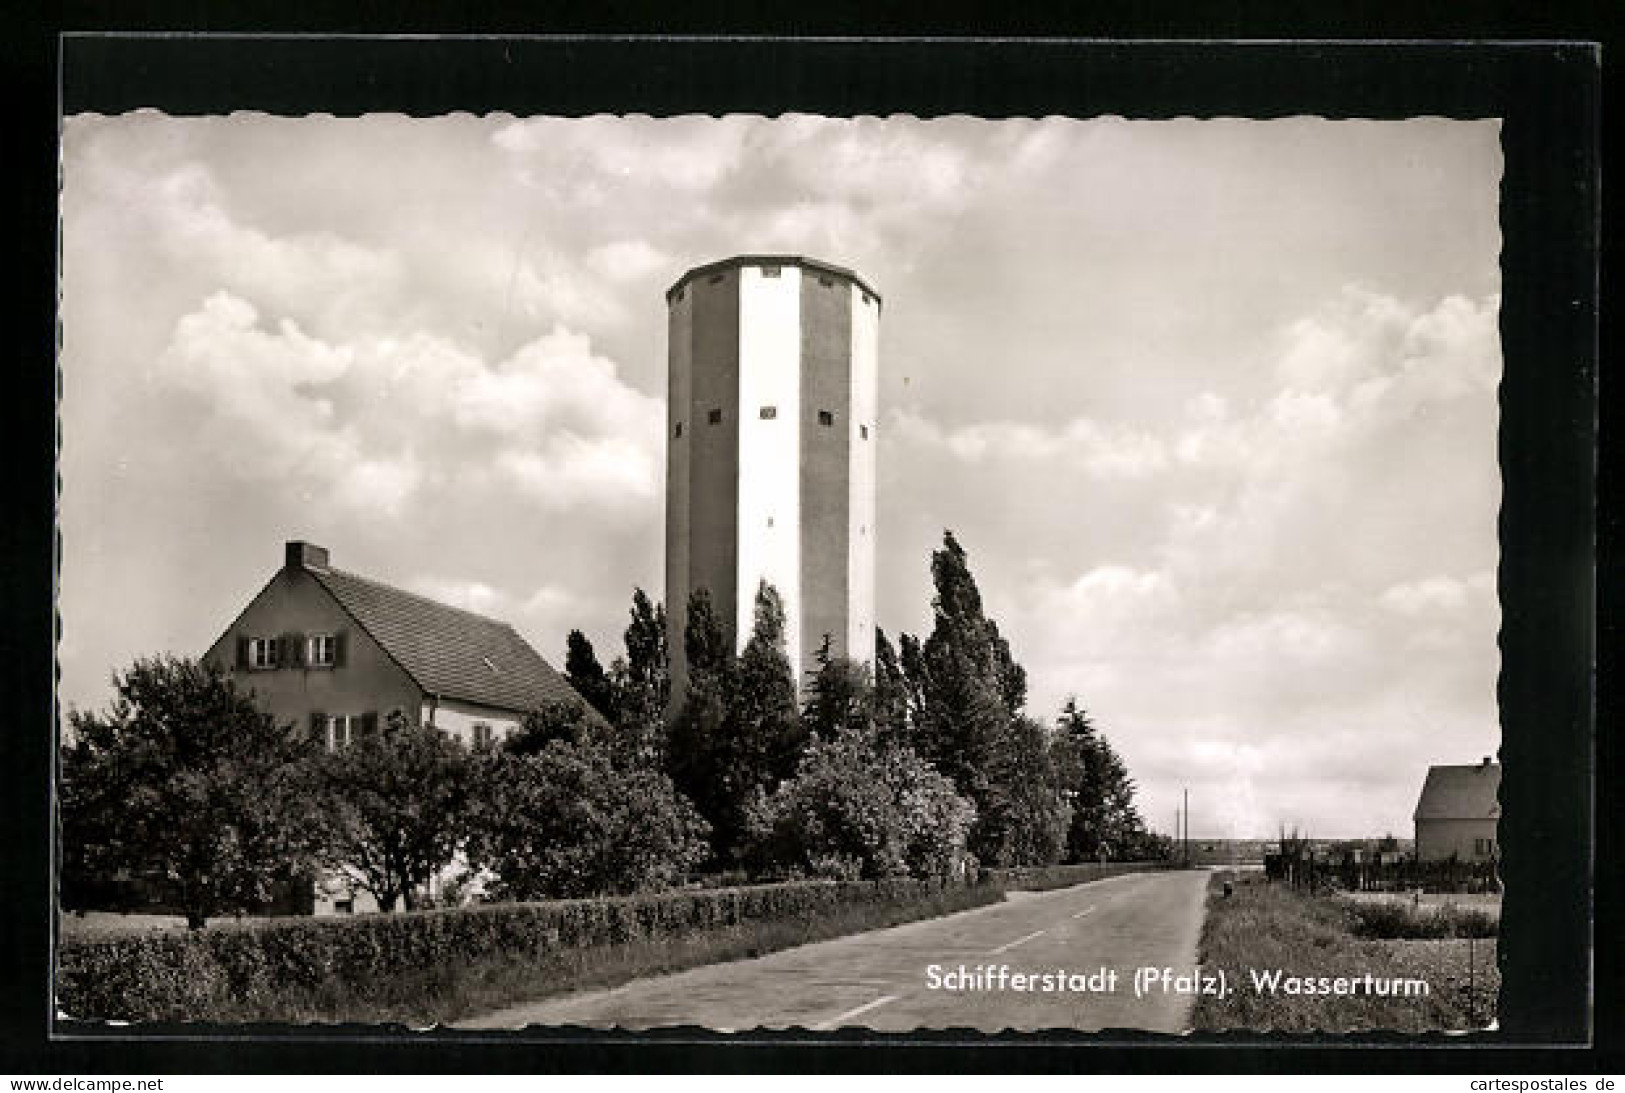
3, 4, 1610, 1075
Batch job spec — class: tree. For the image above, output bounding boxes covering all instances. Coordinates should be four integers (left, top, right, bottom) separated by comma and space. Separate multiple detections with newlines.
620, 587, 670, 714
564, 629, 617, 723
468, 736, 709, 901
59, 656, 323, 929
911, 531, 1045, 864
318, 710, 475, 911
895, 631, 930, 742
666, 588, 739, 861
667, 583, 807, 863
506, 698, 595, 755
1051, 698, 1149, 862
914, 532, 1016, 788
978, 715, 1069, 867
732, 582, 807, 783
872, 629, 912, 748
745, 723, 975, 881
804, 650, 877, 743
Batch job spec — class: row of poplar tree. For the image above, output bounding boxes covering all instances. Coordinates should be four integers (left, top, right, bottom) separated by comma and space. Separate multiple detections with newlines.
564, 530, 1168, 878
59, 531, 1165, 930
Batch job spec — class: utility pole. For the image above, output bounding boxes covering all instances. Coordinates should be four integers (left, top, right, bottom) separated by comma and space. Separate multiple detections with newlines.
1184, 787, 1190, 867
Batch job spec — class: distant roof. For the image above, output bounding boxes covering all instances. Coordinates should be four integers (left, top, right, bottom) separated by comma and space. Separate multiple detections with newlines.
311, 565, 591, 718
666, 254, 882, 305
1413, 763, 1502, 822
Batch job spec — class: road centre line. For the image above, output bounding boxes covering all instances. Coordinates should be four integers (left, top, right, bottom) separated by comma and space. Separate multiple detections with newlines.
813, 993, 900, 1031
1071, 906, 1096, 919
988, 928, 1047, 955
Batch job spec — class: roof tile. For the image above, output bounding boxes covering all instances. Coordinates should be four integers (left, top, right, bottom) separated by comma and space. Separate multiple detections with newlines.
1413, 763, 1501, 821
311, 566, 587, 716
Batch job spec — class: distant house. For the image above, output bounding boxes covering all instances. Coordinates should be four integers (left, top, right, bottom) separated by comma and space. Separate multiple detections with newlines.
1413, 758, 1501, 862
204, 540, 595, 751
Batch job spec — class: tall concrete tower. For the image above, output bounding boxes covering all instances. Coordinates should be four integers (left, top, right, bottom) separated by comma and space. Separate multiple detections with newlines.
665, 255, 880, 696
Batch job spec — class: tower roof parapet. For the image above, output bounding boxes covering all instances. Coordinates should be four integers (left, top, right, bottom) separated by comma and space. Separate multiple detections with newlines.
666, 255, 882, 308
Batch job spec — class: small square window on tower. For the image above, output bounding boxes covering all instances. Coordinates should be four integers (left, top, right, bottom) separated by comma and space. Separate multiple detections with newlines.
819, 275, 835, 287
761, 265, 781, 278
818, 410, 834, 427
759, 406, 777, 420
860, 424, 869, 440
708, 272, 724, 284
708, 408, 723, 425
674, 421, 683, 439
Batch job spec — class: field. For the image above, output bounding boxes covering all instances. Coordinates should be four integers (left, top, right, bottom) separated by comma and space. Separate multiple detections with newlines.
1191, 871, 1496, 1034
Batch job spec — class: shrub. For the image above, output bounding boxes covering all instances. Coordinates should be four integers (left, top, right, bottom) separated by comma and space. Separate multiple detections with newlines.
467, 739, 709, 901
57, 876, 997, 1024
1341, 898, 1499, 939
745, 725, 975, 881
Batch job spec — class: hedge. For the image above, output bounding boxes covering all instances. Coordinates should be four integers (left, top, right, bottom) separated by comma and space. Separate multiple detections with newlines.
985, 860, 1171, 892
57, 876, 998, 1023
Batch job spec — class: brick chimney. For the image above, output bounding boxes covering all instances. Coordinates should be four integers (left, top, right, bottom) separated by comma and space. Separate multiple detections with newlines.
285, 540, 330, 572
1481, 756, 1493, 768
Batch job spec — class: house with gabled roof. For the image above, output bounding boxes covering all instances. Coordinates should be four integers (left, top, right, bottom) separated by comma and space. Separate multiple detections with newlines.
204, 540, 595, 753
1412, 757, 1501, 862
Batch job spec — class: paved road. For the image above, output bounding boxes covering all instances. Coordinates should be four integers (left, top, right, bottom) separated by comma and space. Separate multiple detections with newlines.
461, 869, 1211, 1033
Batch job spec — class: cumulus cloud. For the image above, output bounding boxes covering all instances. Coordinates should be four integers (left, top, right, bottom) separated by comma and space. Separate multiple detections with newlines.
140, 162, 406, 339
153, 295, 662, 522
410, 578, 514, 619
1378, 575, 1488, 615
889, 409, 1169, 478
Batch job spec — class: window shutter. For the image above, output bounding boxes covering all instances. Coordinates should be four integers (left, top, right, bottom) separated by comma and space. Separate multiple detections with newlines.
333, 631, 348, 668
360, 710, 378, 737
309, 711, 327, 746
287, 633, 306, 669
235, 636, 249, 669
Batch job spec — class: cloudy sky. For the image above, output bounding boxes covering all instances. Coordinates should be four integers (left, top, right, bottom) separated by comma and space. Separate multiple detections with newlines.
59, 113, 1503, 838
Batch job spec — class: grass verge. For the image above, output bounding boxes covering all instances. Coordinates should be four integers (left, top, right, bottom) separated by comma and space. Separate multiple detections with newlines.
1191, 872, 1495, 1034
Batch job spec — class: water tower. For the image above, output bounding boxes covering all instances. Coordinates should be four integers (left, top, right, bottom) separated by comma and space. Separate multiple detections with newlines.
665, 255, 880, 697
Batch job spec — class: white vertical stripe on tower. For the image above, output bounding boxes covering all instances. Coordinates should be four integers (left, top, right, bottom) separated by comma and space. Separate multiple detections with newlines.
736, 265, 803, 675
847, 287, 880, 664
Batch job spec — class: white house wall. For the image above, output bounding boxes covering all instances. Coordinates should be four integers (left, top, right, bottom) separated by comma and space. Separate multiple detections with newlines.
424, 697, 526, 747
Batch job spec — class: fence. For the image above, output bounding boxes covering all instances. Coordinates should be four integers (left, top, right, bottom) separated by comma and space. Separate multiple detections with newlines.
1265, 853, 1499, 894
